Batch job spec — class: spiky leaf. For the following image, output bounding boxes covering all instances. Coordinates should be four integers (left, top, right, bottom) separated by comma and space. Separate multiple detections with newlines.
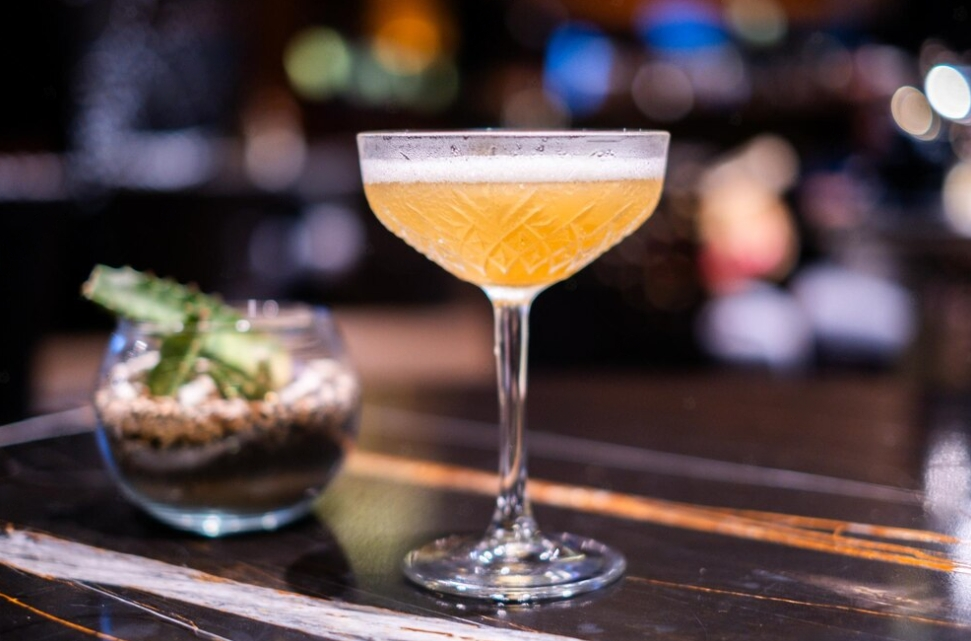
82, 264, 292, 399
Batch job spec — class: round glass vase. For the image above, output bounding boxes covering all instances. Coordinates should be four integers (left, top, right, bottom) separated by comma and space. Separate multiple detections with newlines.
93, 301, 360, 537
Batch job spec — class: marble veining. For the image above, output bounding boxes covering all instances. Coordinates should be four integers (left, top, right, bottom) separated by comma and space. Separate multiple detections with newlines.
0, 527, 580, 641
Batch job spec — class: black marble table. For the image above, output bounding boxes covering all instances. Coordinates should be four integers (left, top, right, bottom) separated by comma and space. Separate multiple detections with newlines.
2, 373, 970, 640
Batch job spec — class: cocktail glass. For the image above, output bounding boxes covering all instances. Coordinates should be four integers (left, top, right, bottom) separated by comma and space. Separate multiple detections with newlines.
357, 130, 669, 602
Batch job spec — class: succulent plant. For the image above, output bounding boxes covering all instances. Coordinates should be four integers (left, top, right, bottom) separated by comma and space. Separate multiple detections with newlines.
82, 265, 290, 399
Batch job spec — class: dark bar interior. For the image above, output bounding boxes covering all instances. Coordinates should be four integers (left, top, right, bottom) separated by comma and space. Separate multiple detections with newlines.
4, 2, 971, 637
3, 0, 969, 420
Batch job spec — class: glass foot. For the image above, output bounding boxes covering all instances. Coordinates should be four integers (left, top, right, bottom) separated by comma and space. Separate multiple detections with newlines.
403, 531, 626, 602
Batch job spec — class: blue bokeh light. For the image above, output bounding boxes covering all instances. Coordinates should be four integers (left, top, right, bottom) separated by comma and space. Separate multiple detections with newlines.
543, 22, 615, 117
637, 0, 729, 52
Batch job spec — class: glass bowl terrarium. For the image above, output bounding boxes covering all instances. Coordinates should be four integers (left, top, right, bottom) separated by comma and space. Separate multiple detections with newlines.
85, 266, 360, 537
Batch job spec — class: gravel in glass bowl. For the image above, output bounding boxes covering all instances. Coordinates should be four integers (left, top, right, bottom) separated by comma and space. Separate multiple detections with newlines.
93, 300, 360, 537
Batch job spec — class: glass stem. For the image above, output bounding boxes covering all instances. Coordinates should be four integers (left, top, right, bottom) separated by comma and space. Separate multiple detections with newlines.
485, 287, 542, 541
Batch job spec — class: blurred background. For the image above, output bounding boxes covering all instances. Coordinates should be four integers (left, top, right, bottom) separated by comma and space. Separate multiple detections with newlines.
2, 0, 971, 423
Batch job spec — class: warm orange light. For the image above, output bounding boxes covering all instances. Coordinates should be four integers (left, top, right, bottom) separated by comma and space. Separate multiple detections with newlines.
366, 0, 454, 75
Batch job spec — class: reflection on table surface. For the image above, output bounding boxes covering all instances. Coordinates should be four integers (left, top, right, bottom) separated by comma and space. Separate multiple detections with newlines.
4, 372, 971, 640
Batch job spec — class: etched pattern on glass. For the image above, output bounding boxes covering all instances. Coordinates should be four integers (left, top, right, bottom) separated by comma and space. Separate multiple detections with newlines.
381, 182, 657, 287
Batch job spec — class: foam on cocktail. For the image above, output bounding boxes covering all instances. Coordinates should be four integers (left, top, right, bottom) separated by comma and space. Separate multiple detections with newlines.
361, 155, 666, 184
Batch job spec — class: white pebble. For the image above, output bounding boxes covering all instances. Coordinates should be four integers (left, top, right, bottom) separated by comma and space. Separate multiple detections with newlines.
112, 380, 138, 401
279, 368, 323, 404
178, 375, 217, 407
219, 398, 249, 419
127, 351, 161, 374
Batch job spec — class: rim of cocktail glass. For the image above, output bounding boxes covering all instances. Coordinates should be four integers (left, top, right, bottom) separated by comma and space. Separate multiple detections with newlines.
356, 129, 670, 174
357, 129, 669, 139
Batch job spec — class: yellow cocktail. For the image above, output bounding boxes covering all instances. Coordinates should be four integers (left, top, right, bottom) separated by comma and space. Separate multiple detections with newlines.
363, 177, 663, 288
357, 131, 669, 602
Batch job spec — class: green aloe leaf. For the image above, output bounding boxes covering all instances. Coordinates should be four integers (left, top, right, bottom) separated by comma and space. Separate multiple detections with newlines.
82, 264, 292, 400
146, 320, 205, 397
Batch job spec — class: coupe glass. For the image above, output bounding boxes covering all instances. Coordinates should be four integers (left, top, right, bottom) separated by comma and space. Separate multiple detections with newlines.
357, 130, 669, 601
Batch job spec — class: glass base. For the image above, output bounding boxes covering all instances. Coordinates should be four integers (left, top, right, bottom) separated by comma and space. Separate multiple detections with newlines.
403, 531, 626, 602
138, 499, 314, 537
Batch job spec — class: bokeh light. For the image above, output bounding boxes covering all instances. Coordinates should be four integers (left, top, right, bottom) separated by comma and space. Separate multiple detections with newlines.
296, 203, 367, 277
350, 48, 459, 113
242, 90, 306, 191
543, 22, 615, 117
373, 15, 442, 75
925, 64, 971, 123
696, 282, 813, 371
345, 0, 459, 112
284, 27, 353, 102
950, 123, 971, 160
631, 61, 694, 122
366, 0, 453, 76
725, 0, 788, 48
636, 0, 728, 52
791, 264, 916, 363
943, 160, 971, 235
737, 135, 799, 193
890, 86, 941, 141
696, 136, 800, 292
